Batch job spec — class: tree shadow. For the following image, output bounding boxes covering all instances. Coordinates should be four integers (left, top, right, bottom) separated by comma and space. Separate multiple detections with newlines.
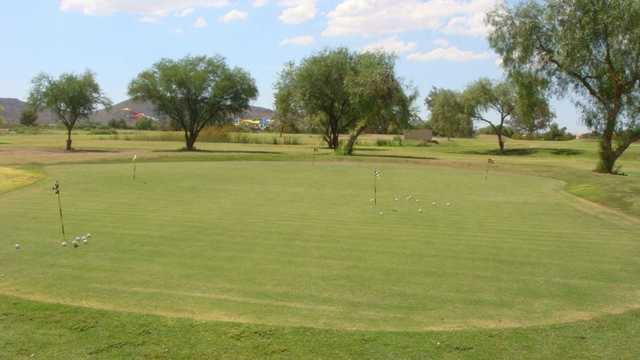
152, 149, 282, 155
353, 153, 438, 161
68, 149, 120, 153
463, 148, 584, 156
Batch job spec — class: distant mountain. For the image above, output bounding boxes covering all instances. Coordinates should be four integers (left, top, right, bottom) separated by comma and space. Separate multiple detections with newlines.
96, 99, 275, 123
0, 97, 274, 125
0, 98, 55, 124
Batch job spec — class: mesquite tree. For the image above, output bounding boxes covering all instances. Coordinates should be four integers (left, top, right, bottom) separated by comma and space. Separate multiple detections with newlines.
488, 0, 640, 173
274, 48, 415, 153
28, 71, 111, 150
129, 55, 258, 151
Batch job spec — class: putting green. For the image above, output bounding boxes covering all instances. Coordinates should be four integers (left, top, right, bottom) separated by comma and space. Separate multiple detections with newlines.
1, 161, 638, 331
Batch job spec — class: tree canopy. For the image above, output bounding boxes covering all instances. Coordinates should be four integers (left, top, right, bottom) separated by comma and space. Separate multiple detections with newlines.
488, 0, 640, 173
28, 71, 111, 150
461, 74, 553, 152
425, 88, 473, 139
129, 55, 258, 151
274, 48, 416, 153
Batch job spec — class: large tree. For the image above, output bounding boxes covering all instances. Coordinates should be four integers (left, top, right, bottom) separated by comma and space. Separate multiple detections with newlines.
274, 48, 357, 150
29, 71, 110, 150
425, 88, 473, 140
129, 55, 258, 151
342, 52, 417, 155
488, 0, 640, 173
274, 48, 415, 152
462, 74, 553, 152
463, 78, 517, 153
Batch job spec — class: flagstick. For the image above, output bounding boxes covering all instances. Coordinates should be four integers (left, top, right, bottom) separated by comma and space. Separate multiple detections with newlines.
373, 169, 379, 206
132, 154, 137, 181
53, 182, 66, 242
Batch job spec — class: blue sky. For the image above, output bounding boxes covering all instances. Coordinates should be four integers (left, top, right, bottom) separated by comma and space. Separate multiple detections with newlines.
0, 0, 586, 132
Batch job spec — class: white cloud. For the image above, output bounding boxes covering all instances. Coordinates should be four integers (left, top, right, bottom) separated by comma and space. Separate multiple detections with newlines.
194, 16, 208, 28
323, 0, 500, 37
433, 38, 450, 47
253, 0, 269, 7
280, 35, 315, 46
361, 36, 417, 54
59, 0, 229, 21
176, 8, 195, 17
408, 46, 494, 62
279, 0, 316, 24
219, 9, 248, 23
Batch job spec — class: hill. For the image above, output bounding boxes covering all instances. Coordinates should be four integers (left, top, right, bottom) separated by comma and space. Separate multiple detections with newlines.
0, 98, 55, 124
0, 97, 274, 125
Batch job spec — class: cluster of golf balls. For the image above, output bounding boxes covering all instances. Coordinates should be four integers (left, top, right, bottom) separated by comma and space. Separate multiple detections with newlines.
61, 233, 91, 248
372, 194, 453, 216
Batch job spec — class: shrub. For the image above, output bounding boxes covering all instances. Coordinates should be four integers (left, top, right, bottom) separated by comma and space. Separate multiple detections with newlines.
20, 109, 38, 127
543, 123, 576, 141
108, 118, 130, 129
135, 118, 157, 130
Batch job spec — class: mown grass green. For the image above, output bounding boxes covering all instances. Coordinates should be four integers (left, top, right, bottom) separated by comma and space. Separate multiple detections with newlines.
1, 161, 639, 332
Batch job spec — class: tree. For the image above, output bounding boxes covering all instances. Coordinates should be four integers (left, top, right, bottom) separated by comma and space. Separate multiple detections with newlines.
488, 0, 640, 173
425, 88, 473, 139
20, 108, 38, 127
509, 72, 554, 136
275, 48, 357, 150
463, 78, 516, 153
28, 71, 111, 150
129, 55, 258, 151
0, 105, 5, 127
274, 48, 416, 153
342, 52, 417, 155
462, 74, 552, 152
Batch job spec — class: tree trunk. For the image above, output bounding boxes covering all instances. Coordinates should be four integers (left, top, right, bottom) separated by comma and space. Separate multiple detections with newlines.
66, 128, 73, 151
497, 132, 505, 153
184, 131, 197, 151
596, 127, 618, 174
344, 126, 366, 155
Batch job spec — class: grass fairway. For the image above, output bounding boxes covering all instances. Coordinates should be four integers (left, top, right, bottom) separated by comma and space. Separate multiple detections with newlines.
2, 161, 639, 334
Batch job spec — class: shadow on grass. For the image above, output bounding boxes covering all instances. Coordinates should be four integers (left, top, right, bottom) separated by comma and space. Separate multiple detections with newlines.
353, 153, 438, 161
463, 148, 585, 156
69, 149, 120, 154
152, 149, 282, 155
353, 147, 391, 152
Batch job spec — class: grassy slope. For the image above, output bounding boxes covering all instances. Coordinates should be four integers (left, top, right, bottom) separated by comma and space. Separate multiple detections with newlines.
3, 295, 640, 359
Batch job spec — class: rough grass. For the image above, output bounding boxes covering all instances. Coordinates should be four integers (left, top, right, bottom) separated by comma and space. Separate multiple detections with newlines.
3, 294, 640, 359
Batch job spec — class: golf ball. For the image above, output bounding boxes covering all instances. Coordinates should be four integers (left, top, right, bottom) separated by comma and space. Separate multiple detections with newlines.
379, 211, 384, 216
15, 244, 20, 250
432, 202, 437, 206
83, 239, 88, 244
62, 241, 67, 247
446, 202, 451, 207
418, 208, 423, 213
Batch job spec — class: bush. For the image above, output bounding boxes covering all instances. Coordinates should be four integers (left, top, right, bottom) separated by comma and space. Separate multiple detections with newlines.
108, 118, 130, 129
375, 136, 404, 147
477, 125, 515, 138
20, 109, 38, 127
135, 118, 157, 130
543, 123, 576, 141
